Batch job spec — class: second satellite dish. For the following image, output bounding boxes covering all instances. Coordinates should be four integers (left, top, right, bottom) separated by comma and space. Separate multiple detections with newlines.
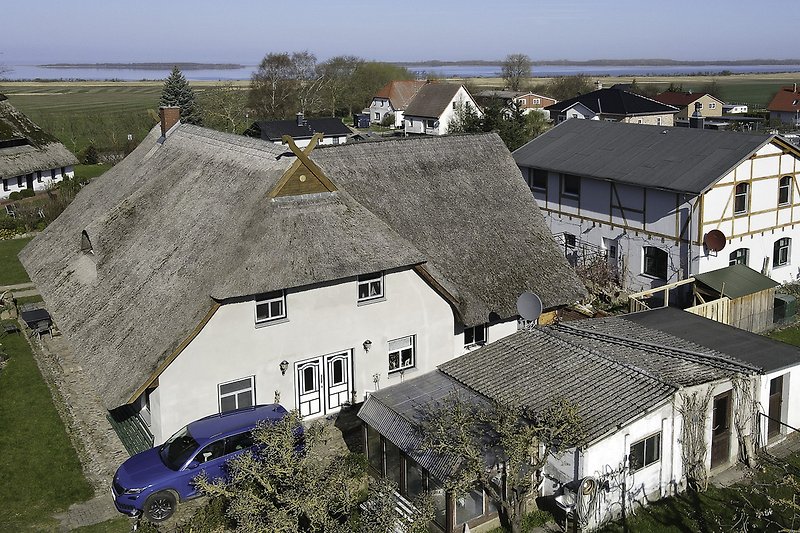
704, 229, 727, 252
517, 292, 543, 322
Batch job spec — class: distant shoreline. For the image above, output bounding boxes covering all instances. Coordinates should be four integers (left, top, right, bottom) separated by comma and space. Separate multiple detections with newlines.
39, 62, 244, 70
395, 59, 800, 67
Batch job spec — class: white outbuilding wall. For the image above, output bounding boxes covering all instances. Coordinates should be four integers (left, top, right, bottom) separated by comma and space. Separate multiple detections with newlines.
1, 165, 73, 199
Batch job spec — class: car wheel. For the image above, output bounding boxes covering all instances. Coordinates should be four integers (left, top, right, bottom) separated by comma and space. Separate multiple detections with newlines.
143, 491, 177, 522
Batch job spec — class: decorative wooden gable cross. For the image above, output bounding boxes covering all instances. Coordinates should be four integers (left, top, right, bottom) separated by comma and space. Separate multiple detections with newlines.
269, 134, 337, 198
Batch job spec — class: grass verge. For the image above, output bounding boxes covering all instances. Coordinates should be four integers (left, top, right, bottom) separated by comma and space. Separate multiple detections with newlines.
0, 237, 33, 286
0, 323, 93, 530
74, 163, 112, 181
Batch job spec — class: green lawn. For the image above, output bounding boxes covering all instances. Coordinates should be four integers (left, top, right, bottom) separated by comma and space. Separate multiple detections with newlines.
72, 517, 131, 533
0, 323, 93, 530
74, 163, 112, 181
767, 322, 800, 346
0, 237, 32, 286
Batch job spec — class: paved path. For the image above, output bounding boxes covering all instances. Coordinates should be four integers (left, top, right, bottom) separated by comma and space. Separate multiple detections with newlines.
0, 281, 35, 292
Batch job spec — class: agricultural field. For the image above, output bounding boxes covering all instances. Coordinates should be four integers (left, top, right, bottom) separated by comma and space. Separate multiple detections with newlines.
0, 73, 795, 159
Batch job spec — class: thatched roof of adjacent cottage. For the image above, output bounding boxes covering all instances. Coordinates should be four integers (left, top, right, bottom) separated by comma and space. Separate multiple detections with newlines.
20, 125, 585, 409
0, 95, 78, 179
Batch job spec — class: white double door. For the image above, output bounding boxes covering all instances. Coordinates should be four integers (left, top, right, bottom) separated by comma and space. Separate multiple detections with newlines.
295, 350, 353, 417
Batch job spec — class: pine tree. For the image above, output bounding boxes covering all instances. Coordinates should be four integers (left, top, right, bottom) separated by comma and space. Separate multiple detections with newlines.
159, 66, 202, 125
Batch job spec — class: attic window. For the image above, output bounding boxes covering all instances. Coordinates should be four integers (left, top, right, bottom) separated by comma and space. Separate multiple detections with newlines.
81, 231, 93, 254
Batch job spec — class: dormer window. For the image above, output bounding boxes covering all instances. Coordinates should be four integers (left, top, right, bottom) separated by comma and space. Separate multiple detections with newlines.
255, 290, 286, 324
358, 272, 384, 303
81, 230, 93, 254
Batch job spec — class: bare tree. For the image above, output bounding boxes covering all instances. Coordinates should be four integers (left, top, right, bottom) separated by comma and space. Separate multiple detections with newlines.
201, 82, 250, 133
293, 51, 326, 116
248, 52, 301, 120
501, 53, 532, 91
318, 55, 363, 116
419, 392, 586, 533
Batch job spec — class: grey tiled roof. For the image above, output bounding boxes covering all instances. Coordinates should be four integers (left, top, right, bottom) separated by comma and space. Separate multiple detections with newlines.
439, 328, 676, 443
513, 119, 773, 194
622, 306, 800, 373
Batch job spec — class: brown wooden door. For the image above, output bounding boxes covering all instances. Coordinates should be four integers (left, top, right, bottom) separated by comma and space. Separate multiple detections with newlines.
768, 375, 784, 440
711, 391, 732, 469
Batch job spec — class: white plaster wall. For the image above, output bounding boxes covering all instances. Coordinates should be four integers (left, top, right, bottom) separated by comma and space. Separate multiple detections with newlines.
1, 165, 72, 199
151, 268, 455, 444
758, 365, 800, 446
369, 98, 396, 125
453, 319, 518, 357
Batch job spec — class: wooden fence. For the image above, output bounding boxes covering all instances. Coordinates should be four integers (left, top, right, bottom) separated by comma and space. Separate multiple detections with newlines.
686, 297, 731, 324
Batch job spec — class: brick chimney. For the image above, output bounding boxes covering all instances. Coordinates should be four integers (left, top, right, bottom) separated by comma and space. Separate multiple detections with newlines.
159, 106, 181, 136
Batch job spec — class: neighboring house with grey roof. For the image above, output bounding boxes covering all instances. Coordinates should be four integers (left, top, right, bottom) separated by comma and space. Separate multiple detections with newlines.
0, 94, 77, 199
513, 119, 800, 291
545, 86, 679, 126
359, 308, 800, 532
20, 112, 585, 447
403, 83, 482, 136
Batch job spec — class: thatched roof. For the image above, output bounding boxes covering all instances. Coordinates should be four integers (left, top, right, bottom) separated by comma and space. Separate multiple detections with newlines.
0, 96, 78, 179
21, 125, 585, 409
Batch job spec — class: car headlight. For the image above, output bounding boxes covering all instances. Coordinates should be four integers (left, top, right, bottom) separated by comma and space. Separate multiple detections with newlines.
123, 487, 146, 495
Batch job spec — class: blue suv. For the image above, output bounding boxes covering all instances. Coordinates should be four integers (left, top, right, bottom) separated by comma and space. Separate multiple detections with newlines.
112, 404, 288, 522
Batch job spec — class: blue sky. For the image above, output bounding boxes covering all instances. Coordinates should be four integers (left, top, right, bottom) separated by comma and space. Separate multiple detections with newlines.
3, 0, 799, 64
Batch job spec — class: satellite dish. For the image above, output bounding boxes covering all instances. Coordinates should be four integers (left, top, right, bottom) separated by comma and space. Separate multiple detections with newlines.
517, 292, 543, 322
704, 229, 727, 252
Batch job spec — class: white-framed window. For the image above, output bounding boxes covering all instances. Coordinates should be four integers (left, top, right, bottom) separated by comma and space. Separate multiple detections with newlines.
709, 102, 717, 109
779, 176, 792, 205
774, 238, 791, 267
218, 376, 255, 413
332, 137, 340, 145
255, 290, 286, 324
532, 98, 541, 105
643, 246, 668, 280
358, 272, 384, 302
374, 112, 380, 120
657, 117, 662, 125
562, 174, 580, 199
629, 432, 661, 472
697, 103, 704, 109
388, 335, 415, 373
464, 324, 487, 347
637, 119, 643, 124
16, 176, 23, 187
426, 119, 435, 128
729, 248, 749, 266
734, 183, 749, 214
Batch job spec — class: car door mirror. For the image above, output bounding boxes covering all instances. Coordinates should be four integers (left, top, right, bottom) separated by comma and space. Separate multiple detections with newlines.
186, 460, 201, 470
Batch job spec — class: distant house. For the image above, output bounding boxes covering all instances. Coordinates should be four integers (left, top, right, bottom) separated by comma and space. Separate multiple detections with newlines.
475, 90, 557, 117
545, 86, 679, 126
359, 306, 800, 532
0, 94, 77, 199
21, 111, 585, 446
403, 83, 482, 136
368, 80, 426, 128
244, 113, 351, 147
513, 119, 800, 289
767, 83, 800, 127
653, 91, 725, 122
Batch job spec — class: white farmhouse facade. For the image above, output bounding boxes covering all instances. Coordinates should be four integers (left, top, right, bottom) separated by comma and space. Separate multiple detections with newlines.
21, 115, 586, 448
0, 94, 78, 200
514, 119, 800, 291
403, 83, 482, 136
368, 80, 426, 128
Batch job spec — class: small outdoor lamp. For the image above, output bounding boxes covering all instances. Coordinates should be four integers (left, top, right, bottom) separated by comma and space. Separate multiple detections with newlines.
279, 360, 289, 375
363, 339, 372, 352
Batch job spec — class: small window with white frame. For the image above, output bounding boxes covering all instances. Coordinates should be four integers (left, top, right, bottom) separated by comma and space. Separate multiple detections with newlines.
255, 290, 286, 324
779, 176, 792, 205
464, 324, 487, 347
358, 272, 384, 302
218, 376, 255, 413
729, 248, 748, 266
734, 183, 749, 214
562, 174, 580, 199
388, 335, 415, 373
532, 98, 541, 105
709, 102, 716, 109
629, 432, 661, 472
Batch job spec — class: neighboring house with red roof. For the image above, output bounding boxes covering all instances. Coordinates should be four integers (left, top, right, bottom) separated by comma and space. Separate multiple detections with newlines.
403, 83, 482, 136
368, 80, 426, 128
653, 91, 725, 121
767, 83, 800, 127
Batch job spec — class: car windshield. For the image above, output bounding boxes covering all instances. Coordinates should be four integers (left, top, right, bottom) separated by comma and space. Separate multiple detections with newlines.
159, 426, 200, 471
